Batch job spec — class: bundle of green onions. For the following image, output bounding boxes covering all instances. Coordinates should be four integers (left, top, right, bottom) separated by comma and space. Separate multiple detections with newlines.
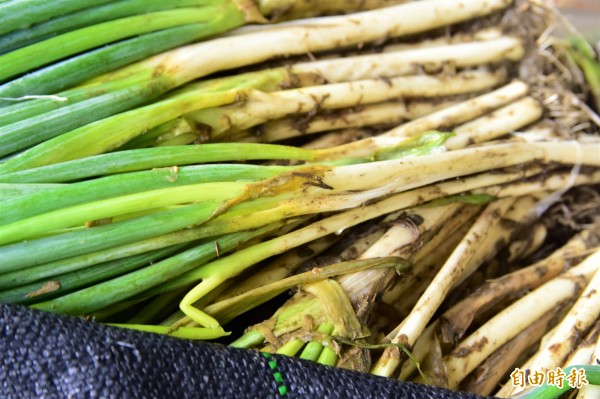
1, 0, 600, 397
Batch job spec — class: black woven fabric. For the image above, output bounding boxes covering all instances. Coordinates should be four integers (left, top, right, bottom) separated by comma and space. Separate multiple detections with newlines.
0, 304, 495, 398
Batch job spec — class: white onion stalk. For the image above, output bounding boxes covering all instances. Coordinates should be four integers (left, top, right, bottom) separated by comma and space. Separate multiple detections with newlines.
564, 323, 600, 369
398, 321, 440, 381
176, 140, 598, 332
171, 168, 538, 332
290, 36, 524, 84
383, 27, 504, 52
440, 222, 600, 344
382, 205, 481, 317
338, 203, 467, 314
189, 70, 506, 140
445, 96, 544, 150
253, 100, 457, 143
371, 197, 518, 377
518, 258, 600, 371
448, 250, 600, 392
576, 328, 600, 399
380, 81, 530, 138
461, 310, 560, 396
100, 0, 514, 86
452, 194, 548, 287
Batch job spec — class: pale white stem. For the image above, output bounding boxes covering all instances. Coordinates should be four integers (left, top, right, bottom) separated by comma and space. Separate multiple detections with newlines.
578, 385, 600, 399
382, 205, 480, 315
564, 323, 600, 368
191, 170, 540, 322
460, 310, 558, 396
523, 258, 600, 372
370, 198, 518, 377
534, 141, 600, 166
497, 325, 599, 398
311, 82, 536, 159
453, 194, 545, 288
381, 81, 529, 138
106, 0, 514, 85
445, 97, 544, 149
322, 141, 600, 193
507, 222, 547, 262
338, 203, 465, 306
258, 100, 457, 143
577, 329, 600, 398
440, 221, 600, 345
476, 169, 600, 198
383, 28, 503, 52
448, 250, 600, 392
191, 70, 505, 137
393, 198, 516, 342
291, 37, 524, 83
398, 321, 439, 381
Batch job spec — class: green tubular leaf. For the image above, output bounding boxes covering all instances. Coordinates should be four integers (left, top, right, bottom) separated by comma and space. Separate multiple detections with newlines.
0, 164, 285, 224
0, 0, 217, 53
0, 0, 113, 36
229, 329, 266, 348
0, 231, 199, 289
0, 145, 304, 183
276, 339, 305, 356
0, 7, 228, 82
0, 66, 288, 134
0, 26, 184, 106
0, 182, 245, 246
0, 81, 172, 158
316, 347, 338, 367
31, 227, 276, 315
106, 324, 229, 340
120, 118, 193, 150
0, 244, 184, 305
125, 287, 188, 325
204, 257, 408, 324
123, 220, 289, 301
0, 9, 246, 106
567, 37, 600, 111
0, 71, 152, 126
0, 200, 224, 274
299, 322, 335, 361
0, 183, 63, 201
0, 89, 244, 172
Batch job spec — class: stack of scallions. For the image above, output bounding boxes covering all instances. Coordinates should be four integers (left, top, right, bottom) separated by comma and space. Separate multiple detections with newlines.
1, 0, 599, 397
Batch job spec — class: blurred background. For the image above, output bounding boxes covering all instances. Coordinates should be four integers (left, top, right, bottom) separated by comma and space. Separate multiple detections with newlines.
557, 0, 600, 41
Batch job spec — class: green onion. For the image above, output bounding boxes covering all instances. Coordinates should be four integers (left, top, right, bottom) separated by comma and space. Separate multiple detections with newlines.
0, 0, 220, 53
0, 245, 184, 305
0, 0, 113, 36
31, 224, 282, 315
